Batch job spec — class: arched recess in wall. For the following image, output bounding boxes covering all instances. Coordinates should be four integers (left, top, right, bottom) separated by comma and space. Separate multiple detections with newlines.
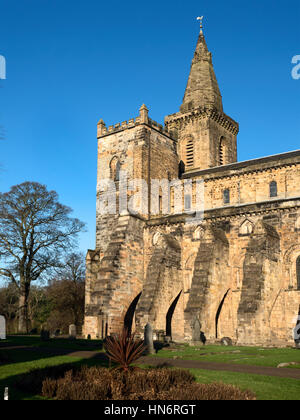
283, 245, 300, 289
178, 160, 185, 178
124, 292, 142, 334
215, 289, 230, 339
166, 291, 182, 339
110, 156, 121, 181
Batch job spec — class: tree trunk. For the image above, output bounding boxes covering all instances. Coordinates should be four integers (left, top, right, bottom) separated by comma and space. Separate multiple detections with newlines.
18, 284, 30, 333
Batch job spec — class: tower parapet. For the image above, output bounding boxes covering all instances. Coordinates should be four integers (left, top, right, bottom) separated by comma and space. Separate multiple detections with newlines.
97, 105, 169, 139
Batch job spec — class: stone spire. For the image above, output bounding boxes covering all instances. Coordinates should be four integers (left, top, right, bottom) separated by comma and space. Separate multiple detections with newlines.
180, 24, 223, 113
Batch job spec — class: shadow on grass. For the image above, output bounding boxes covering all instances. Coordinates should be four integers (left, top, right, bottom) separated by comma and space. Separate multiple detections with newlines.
0, 335, 104, 350
0, 336, 107, 400
0, 354, 111, 400
0, 336, 104, 365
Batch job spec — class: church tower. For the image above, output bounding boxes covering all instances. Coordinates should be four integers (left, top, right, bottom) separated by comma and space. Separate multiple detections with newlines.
165, 20, 239, 171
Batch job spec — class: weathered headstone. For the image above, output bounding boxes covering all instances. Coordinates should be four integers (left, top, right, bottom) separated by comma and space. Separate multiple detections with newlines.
221, 337, 233, 346
0, 316, 6, 340
164, 336, 171, 344
200, 331, 207, 346
192, 318, 201, 342
69, 324, 77, 339
144, 323, 155, 355
40, 329, 50, 341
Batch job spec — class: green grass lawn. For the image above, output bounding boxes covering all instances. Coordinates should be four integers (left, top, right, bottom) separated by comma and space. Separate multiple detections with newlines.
153, 344, 300, 368
0, 336, 299, 400
190, 369, 300, 401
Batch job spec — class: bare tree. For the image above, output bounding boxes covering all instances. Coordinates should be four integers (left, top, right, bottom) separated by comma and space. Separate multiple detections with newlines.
48, 252, 86, 331
54, 252, 85, 283
0, 182, 85, 332
0, 283, 19, 332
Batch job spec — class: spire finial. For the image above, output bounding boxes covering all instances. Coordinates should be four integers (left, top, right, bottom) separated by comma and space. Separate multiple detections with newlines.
197, 16, 204, 34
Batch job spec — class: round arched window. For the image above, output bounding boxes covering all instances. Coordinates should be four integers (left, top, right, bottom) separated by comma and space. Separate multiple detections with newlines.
110, 157, 121, 181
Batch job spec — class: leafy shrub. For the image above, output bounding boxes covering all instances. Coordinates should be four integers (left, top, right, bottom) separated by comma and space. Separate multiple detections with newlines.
42, 378, 58, 399
41, 366, 256, 400
104, 328, 145, 371
150, 383, 256, 401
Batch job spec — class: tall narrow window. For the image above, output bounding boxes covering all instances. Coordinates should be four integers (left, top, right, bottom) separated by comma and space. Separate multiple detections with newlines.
159, 194, 162, 214
115, 161, 121, 182
270, 181, 277, 198
185, 139, 194, 169
110, 157, 121, 182
297, 256, 300, 290
223, 189, 230, 204
184, 194, 191, 211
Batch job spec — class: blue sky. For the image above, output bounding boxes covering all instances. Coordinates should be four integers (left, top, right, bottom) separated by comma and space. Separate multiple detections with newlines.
0, 0, 299, 253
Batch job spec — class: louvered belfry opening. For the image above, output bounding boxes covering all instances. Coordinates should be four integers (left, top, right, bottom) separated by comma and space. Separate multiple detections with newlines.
219, 137, 225, 165
186, 139, 194, 169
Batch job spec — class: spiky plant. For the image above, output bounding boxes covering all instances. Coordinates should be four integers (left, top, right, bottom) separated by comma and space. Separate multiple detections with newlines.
104, 328, 145, 371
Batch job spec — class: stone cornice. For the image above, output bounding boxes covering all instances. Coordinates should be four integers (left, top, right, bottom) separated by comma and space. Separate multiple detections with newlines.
183, 149, 300, 181
146, 197, 300, 228
165, 106, 239, 135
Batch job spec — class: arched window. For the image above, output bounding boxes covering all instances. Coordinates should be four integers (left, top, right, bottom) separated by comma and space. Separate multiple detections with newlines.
178, 160, 185, 178
297, 256, 300, 290
219, 137, 225, 165
270, 181, 277, 198
110, 157, 121, 182
185, 139, 194, 169
223, 189, 230, 204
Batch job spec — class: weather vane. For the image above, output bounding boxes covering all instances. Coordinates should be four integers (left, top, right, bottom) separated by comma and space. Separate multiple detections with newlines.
197, 16, 204, 33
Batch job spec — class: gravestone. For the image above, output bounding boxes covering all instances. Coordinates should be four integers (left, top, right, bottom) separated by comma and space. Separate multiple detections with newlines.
192, 318, 201, 342
164, 336, 171, 344
0, 316, 6, 340
144, 323, 155, 355
40, 329, 50, 341
200, 331, 207, 346
69, 324, 77, 339
221, 337, 233, 346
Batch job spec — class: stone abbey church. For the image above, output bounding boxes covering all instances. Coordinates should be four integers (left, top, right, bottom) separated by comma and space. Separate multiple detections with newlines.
83, 27, 300, 347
